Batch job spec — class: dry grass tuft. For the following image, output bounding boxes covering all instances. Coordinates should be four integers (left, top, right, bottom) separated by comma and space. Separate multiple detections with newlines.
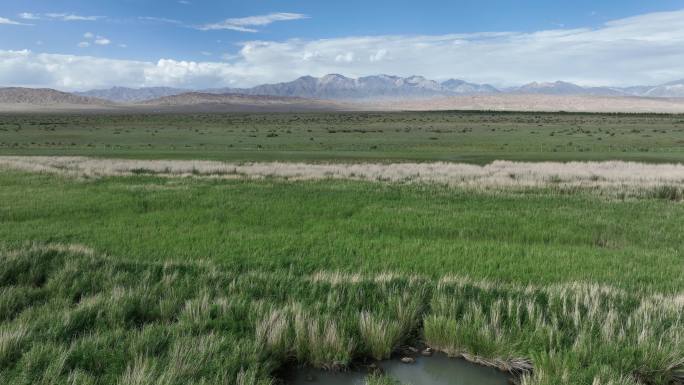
1, 156, 684, 198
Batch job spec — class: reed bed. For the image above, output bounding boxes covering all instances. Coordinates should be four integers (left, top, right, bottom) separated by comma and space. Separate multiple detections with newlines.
0, 244, 681, 385
1, 156, 684, 197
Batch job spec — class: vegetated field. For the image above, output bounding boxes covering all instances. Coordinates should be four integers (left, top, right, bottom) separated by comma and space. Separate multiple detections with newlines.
1, 111, 684, 163
0, 111, 683, 385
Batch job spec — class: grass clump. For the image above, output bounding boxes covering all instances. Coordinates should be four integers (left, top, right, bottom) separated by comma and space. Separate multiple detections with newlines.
366, 373, 402, 385
0, 245, 682, 385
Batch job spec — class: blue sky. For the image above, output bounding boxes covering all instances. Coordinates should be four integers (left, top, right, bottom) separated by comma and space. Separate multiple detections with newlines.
2, 0, 684, 90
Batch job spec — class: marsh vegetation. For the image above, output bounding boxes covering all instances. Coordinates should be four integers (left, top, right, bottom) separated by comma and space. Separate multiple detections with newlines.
1, 111, 683, 385
0, 244, 682, 385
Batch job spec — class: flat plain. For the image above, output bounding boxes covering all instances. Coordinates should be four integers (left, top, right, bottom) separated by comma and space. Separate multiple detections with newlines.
0, 111, 683, 385
2, 111, 684, 163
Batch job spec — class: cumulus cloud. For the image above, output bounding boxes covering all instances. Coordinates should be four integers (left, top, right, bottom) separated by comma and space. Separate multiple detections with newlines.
198, 12, 308, 32
3, 9, 684, 90
0, 50, 251, 90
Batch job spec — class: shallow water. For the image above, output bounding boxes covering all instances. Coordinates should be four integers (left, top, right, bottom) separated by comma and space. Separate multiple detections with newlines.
286, 352, 510, 385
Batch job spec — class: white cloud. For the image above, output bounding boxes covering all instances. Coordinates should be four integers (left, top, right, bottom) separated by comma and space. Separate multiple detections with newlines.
369, 49, 388, 62
0, 17, 30, 26
82, 33, 112, 46
18, 13, 40, 20
118, 44, 128, 49
139, 16, 183, 25
178, 0, 191, 4
335, 52, 355, 63
198, 12, 308, 32
19, 12, 102, 21
45, 13, 102, 21
3, 9, 684, 90
77, 42, 90, 48
94, 37, 111, 46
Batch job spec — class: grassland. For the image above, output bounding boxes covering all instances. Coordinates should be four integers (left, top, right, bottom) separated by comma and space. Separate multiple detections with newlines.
1, 111, 684, 163
1, 111, 683, 385
1, 170, 683, 291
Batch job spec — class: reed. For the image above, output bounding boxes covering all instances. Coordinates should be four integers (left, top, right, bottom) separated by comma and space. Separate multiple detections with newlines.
2, 156, 684, 199
0, 244, 681, 385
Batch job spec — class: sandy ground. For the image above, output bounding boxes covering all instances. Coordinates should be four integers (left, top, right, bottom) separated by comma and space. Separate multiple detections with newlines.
2, 95, 684, 113
366, 94, 684, 113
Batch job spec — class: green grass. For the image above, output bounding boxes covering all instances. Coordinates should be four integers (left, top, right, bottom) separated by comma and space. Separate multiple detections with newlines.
2, 111, 684, 163
1, 171, 683, 293
0, 245, 681, 385
1, 110, 684, 384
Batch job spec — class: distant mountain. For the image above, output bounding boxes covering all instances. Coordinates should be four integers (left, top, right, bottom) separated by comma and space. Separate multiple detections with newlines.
507, 81, 627, 96
31, 76, 684, 106
638, 79, 684, 98
510, 81, 586, 95
205, 74, 500, 100
75, 86, 187, 103
441, 79, 500, 94
4, 85, 684, 113
0, 87, 109, 105
507, 79, 684, 97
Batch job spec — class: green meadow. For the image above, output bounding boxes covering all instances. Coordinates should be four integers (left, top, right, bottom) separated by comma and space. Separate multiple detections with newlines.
1, 171, 683, 292
0, 111, 683, 385
2, 111, 684, 163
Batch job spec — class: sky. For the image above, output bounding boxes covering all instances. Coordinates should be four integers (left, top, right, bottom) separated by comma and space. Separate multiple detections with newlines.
1, 0, 684, 90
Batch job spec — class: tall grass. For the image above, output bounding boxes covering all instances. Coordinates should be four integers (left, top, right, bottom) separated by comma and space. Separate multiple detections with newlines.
1, 156, 684, 199
2, 170, 684, 294
0, 245, 681, 385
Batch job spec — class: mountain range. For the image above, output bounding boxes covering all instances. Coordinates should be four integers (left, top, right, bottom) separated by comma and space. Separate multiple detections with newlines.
0, 87, 343, 112
6, 86, 684, 114
73, 75, 684, 102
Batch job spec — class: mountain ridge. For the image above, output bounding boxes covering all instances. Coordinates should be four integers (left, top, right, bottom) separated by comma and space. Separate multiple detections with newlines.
4, 86, 684, 113
0, 87, 111, 105
66, 75, 684, 102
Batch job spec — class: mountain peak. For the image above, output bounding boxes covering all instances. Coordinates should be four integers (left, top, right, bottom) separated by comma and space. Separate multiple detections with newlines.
320, 74, 349, 80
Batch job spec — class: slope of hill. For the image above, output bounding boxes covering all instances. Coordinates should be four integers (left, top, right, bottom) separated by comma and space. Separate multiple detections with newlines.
0, 87, 109, 105
75, 86, 187, 102
640, 80, 684, 97
139, 92, 346, 112
506, 81, 627, 96
0, 87, 115, 112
